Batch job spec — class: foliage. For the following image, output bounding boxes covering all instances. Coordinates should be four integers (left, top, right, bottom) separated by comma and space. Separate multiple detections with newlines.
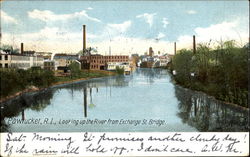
69, 61, 81, 78
0, 44, 19, 54
0, 68, 55, 98
115, 66, 124, 75
171, 40, 248, 107
172, 49, 194, 86
78, 47, 98, 55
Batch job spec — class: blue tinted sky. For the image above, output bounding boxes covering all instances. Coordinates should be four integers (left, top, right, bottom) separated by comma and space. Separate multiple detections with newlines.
1, 0, 249, 54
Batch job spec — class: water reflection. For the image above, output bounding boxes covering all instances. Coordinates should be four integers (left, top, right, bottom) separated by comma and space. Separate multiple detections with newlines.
0, 89, 54, 131
175, 86, 249, 131
136, 68, 168, 84
83, 87, 87, 117
0, 69, 248, 132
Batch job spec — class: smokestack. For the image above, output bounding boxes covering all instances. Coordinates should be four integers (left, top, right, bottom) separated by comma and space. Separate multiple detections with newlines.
83, 25, 86, 53
109, 46, 111, 56
193, 35, 196, 54
149, 47, 153, 57
174, 42, 176, 55
21, 43, 24, 54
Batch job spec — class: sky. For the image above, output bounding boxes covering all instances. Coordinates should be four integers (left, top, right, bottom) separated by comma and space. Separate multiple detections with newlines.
0, 0, 249, 55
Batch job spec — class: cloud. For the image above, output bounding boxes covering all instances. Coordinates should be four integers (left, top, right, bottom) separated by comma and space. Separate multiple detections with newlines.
162, 17, 169, 28
28, 9, 101, 22
2, 26, 174, 55
1, 26, 97, 53
91, 36, 173, 55
177, 18, 249, 49
87, 7, 93, 10
0, 10, 18, 24
157, 32, 166, 39
186, 10, 197, 14
107, 20, 132, 33
136, 13, 157, 27
2, 17, 247, 55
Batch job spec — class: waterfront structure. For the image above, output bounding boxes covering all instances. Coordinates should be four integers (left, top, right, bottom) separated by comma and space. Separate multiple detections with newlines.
44, 60, 55, 71
140, 55, 154, 68
107, 62, 130, 74
159, 55, 170, 67
0, 43, 44, 69
130, 54, 139, 68
79, 54, 129, 70
149, 47, 154, 57
53, 53, 80, 70
36, 52, 53, 60
0, 53, 44, 69
139, 51, 173, 68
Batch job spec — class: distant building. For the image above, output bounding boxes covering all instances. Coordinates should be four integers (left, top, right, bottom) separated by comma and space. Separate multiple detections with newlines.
53, 53, 79, 70
0, 54, 44, 69
149, 47, 154, 57
44, 60, 55, 71
36, 52, 53, 60
130, 54, 139, 67
107, 62, 130, 73
23, 51, 36, 56
79, 54, 129, 70
159, 55, 169, 67
0, 43, 44, 69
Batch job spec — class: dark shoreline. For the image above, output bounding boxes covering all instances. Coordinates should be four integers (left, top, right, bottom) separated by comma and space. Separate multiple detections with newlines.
0, 74, 115, 104
167, 70, 249, 112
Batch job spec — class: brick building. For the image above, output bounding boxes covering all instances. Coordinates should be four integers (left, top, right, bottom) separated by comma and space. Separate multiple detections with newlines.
80, 54, 129, 70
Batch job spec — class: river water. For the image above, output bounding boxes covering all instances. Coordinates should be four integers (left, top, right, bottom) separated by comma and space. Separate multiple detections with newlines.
0, 68, 249, 132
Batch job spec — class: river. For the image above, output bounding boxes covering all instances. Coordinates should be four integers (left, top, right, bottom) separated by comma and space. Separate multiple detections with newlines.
0, 68, 248, 132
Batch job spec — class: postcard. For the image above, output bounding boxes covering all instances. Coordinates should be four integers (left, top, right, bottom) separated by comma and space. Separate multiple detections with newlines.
0, 0, 249, 156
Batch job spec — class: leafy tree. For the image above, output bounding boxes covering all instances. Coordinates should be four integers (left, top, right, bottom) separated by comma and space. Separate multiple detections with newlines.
0, 44, 19, 54
170, 40, 248, 107
78, 47, 98, 56
172, 49, 193, 86
115, 66, 124, 75
69, 61, 81, 78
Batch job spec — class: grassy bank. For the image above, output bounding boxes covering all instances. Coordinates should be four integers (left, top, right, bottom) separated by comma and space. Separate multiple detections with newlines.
169, 40, 248, 108
55, 70, 115, 82
0, 68, 116, 102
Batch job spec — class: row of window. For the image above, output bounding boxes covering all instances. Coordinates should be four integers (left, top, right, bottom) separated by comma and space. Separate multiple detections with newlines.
91, 59, 128, 63
0, 55, 8, 60
90, 56, 128, 59
91, 65, 99, 69
44, 62, 55, 66
0, 63, 8, 68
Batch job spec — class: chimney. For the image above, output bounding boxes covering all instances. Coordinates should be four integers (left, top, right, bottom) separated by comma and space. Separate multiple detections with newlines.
193, 35, 196, 54
149, 47, 153, 57
21, 43, 24, 54
83, 25, 86, 53
174, 42, 176, 55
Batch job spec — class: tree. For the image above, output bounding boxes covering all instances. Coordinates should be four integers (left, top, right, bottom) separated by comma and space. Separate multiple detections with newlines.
115, 66, 124, 75
78, 47, 98, 56
69, 61, 81, 78
0, 44, 19, 54
172, 49, 194, 86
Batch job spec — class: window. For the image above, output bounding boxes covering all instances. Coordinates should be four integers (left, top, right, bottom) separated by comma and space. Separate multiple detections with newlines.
0, 55, 2, 60
5, 55, 8, 60
5, 63, 8, 68
0, 64, 2, 68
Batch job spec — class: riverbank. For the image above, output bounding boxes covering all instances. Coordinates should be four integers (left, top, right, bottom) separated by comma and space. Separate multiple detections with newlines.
169, 43, 248, 109
0, 70, 116, 103
167, 70, 249, 112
